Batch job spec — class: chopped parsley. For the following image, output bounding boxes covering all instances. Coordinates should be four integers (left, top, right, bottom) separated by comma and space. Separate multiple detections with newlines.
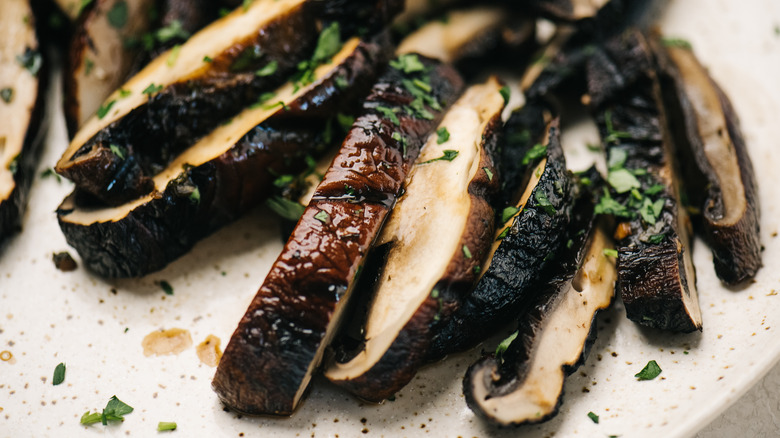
495, 330, 518, 363
334, 75, 349, 89
84, 58, 95, 76
292, 22, 342, 91
314, 210, 330, 223
262, 101, 289, 111
638, 198, 665, 225
203, 55, 213, 63
159, 280, 173, 295
336, 113, 354, 132
255, 60, 278, 77
96, 100, 116, 119
249, 91, 276, 109
166, 45, 182, 67
501, 206, 520, 223
242, 0, 253, 11
635, 360, 662, 380
8, 155, 19, 176
80, 395, 134, 425
376, 105, 400, 125
109, 144, 126, 160
587, 412, 599, 424
52, 363, 66, 385
188, 187, 201, 205
603, 110, 631, 144
106, 0, 128, 29
647, 234, 665, 244
603, 248, 618, 258
391, 132, 408, 156
16, 48, 42, 76
661, 37, 693, 50
607, 169, 640, 194
462, 245, 472, 259
436, 127, 450, 144
499, 85, 511, 104
420, 150, 458, 164
142, 83, 163, 96
483, 167, 493, 181
155, 20, 190, 44
534, 191, 556, 215
496, 227, 509, 241
231, 45, 264, 71
40, 168, 61, 182
594, 189, 631, 219
522, 143, 547, 165
389, 53, 425, 74
1, 87, 13, 103
157, 422, 177, 431
266, 196, 304, 221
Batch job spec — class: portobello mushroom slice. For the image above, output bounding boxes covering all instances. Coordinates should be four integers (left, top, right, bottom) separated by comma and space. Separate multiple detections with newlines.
56, 0, 399, 205
324, 77, 505, 402
64, 0, 157, 136
57, 36, 390, 278
212, 55, 464, 416
654, 38, 761, 285
464, 195, 616, 426
587, 29, 701, 332
1, 0, 47, 243
430, 109, 576, 357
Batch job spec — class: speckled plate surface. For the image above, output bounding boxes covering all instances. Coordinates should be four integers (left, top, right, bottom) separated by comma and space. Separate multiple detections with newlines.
2, 1, 780, 437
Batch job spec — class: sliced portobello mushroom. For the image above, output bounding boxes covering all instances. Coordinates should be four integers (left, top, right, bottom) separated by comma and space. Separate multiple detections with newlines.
212, 55, 464, 416
56, 0, 399, 205
587, 29, 701, 332
654, 38, 761, 285
430, 109, 576, 357
64, 0, 157, 136
57, 35, 390, 278
324, 77, 505, 402
464, 188, 616, 426
1, 0, 47, 243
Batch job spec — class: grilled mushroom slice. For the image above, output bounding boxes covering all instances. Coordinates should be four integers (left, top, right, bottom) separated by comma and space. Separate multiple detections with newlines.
1, 0, 47, 243
587, 29, 701, 332
430, 108, 576, 357
56, 0, 399, 205
212, 55, 464, 416
464, 193, 616, 426
655, 39, 761, 285
324, 77, 505, 402
57, 36, 390, 278
64, 0, 157, 136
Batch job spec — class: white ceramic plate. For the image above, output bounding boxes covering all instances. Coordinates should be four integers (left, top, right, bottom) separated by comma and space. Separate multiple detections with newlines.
2, 1, 779, 437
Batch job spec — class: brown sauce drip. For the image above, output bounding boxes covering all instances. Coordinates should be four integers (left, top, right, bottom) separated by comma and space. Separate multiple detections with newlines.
142, 328, 192, 357
196, 335, 222, 367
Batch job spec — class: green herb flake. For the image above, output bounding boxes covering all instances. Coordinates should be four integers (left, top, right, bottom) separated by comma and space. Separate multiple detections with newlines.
314, 210, 330, 223
52, 363, 66, 385
156, 20, 190, 44
255, 60, 278, 77
522, 144, 547, 165
412, 78, 431, 93
462, 245, 472, 259
534, 191, 556, 215
639, 198, 662, 225
496, 227, 509, 241
81, 395, 134, 426
391, 132, 408, 157
16, 49, 42, 76
242, 0, 253, 11
375, 105, 400, 125
188, 187, 201, 205
334, 75, 349, 90
1, 88, 14, 104
661, 37, 693, 50
157, 422, 177, 431
389, 53, 425, 74
607, 148, 627, 170
84, 58, 95, 76
502, 206, 520, 223
495, 330, 518, 362
262, 101, 289, 111
124, 327, 129, 333
483, 167, 493, 181
595, 189, 632, 218
644, 184, 665, 196
40, 168, 62, 182
420, 150, 458, 164
8, 155, 19, 176
250, 91, 276, 108
431, 288, 439, 299
96, 100, 116, 119
106, 0, 128, 29
78, 0, 94, 14
587, 412, 599, 424
336, 113, 355, 132
118, 88, 131, 98
142, 83, 163, 96
203, 56, 213, 63
109, 144, 126, 160
166, 45, 182, 67
648, 234, 665, 244
436, 127, 450, 144
604, 110, 632, 144
159, 280, 173, 295
499, 85, 511, 104
603, 248, 618, 258
266, 196, 304, 221
607, 169, 641, 194
635, 360, 662, 380
566, 239, 574, 249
